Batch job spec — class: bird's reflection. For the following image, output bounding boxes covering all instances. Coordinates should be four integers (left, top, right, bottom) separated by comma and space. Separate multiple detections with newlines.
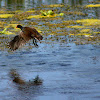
9, 69, 43, 86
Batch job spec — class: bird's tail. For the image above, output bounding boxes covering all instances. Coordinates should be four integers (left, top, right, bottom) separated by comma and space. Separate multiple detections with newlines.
9, 69, 25, 84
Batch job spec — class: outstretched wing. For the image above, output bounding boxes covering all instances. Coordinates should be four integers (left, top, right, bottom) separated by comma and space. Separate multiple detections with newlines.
31, 27, 43, 40
9, 35, 26, 50
23, 27, 43, 40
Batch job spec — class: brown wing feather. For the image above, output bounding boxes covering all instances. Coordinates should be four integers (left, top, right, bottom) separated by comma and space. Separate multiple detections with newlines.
23, 27, 43, 40
9, 35, 26, 50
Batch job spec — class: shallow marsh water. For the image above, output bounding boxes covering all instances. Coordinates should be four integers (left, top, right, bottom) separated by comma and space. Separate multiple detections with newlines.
0, 0, 100, 100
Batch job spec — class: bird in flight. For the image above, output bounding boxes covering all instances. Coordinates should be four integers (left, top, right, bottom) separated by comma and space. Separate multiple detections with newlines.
9, 25, 43, 50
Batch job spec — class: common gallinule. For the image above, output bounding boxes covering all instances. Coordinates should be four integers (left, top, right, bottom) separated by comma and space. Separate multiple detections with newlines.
9, 25, 43, 50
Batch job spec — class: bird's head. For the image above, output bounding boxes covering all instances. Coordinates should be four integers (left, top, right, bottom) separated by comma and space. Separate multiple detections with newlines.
16, 25, 23, 29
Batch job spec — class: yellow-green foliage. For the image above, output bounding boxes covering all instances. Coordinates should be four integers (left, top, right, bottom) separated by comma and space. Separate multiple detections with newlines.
0, 28, 15, 35
40, 10, 54, 16
0, 3, 99, 45
80, 29, 91, 33
86, 4, 100, 8
76, 19, 100, 26
67, 25, 85, 29
67, 19, 100, 37
25, 10, 35, 13
0, 14, 14, 18
59, 13, 64, 16
67, 19, 100, 29
27, 10, 64, 19
27, 14, 59, 19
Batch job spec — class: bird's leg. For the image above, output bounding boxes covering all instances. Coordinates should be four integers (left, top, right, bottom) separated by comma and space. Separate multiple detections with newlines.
33, 37, 38, 46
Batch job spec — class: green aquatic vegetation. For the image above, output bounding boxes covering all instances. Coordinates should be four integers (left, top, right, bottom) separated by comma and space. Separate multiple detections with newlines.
15, 10, 23, 13
43, 20, 75, 29
67, 25, 85, 29
14, 12, 30, 20
6, 24, 21, 32
27, 14, 59, 19
0, 10, 6, 14
70, 29, 92, 37
0, 3, 99, 45
63, 20, 76, 25
86, 4, 100, 8
0, 14, 14, 18
27, 10, 64, 19
0, 28, 15, 35
25, 10, 35, 13
59, 13, 64, 16
40, 10, 54, 16
0, 10, 15, 14
94, 32, 100, 34
79, 29, 91, 33
7, 24, 19, 29
76, 19, 100, 26
13, 10, 36, 20
67, 19, 100, 37
74, 35, 100, 45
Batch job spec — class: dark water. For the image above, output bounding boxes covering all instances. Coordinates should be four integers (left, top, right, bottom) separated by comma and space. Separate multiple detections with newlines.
0, 0, 100, 100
